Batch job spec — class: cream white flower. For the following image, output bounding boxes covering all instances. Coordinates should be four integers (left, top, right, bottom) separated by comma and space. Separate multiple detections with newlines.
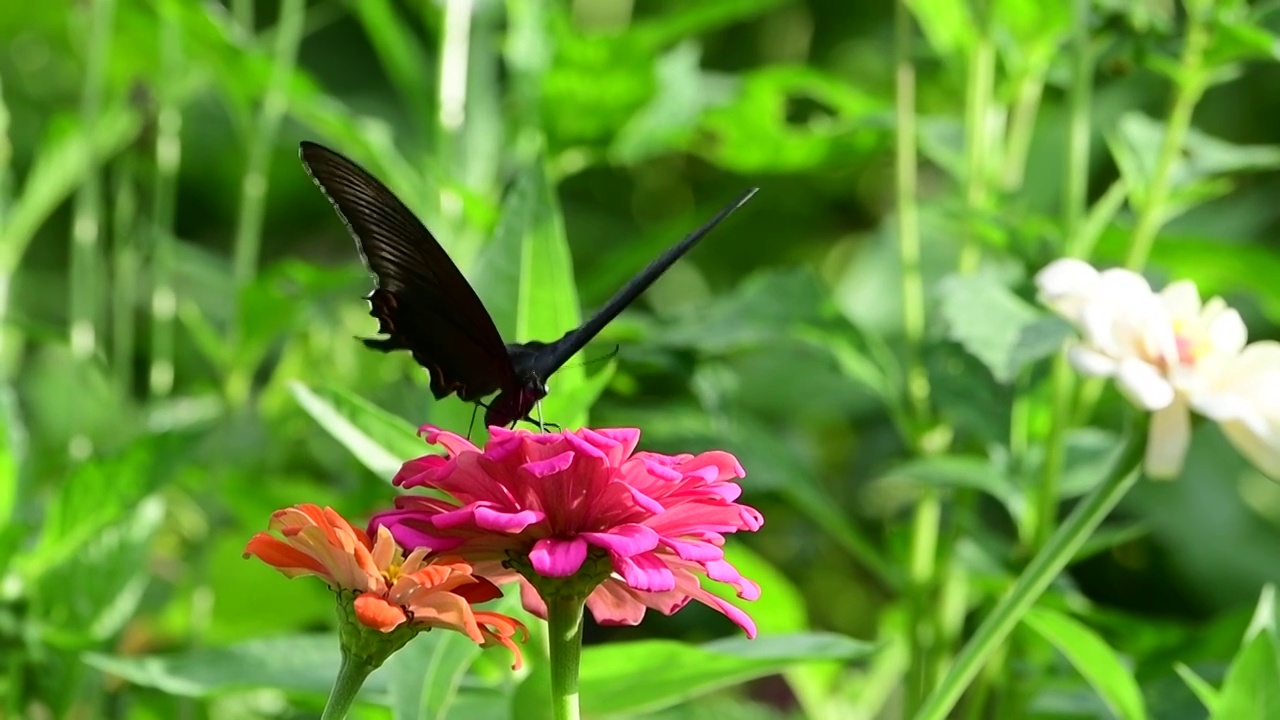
1035, 259, 1280, 480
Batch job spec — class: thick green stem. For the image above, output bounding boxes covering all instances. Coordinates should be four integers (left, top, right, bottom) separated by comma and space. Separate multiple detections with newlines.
895, 1, 945, 711
546, 593, 585, 720
1062, 0, 1093, 246
148, 15, 182, 398
1122, 13, 1209, 271
110, 160, 138, 392
958, 1, 995, 274
69, 0, 117, 361
231, 0, 305, 291
320, 650, 376, 720
1001, 71, 1045, 192
912, 428, 1146, 720
1033, 352, 1076, 549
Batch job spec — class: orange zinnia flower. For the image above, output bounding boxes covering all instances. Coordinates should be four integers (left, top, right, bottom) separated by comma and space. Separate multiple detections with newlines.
244, 504, 526, 668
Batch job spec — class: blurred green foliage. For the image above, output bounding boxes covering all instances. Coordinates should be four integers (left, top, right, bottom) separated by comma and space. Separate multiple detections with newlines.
4, 0, 1280, 718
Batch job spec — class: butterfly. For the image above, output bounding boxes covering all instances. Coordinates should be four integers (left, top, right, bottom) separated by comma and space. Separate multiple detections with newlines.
300, 141, 757, 428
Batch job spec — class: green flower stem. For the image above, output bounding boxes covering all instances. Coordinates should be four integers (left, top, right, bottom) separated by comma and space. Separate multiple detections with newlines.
1061, 0, 1093, 247
1033, 352, 1076, 549
1122, 10, 1209, 271
913, 427, 1146, 720
546, 592, 586, 720
321, 649, 377, 720
958, 0, 994, 275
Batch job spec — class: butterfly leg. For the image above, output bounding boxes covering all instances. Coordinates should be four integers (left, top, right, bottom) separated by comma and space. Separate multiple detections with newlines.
466, 401, 489, 441
522, 401, 560, 432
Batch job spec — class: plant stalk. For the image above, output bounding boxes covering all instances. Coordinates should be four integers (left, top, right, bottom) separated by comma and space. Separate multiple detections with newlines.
912, 428, 1146, 720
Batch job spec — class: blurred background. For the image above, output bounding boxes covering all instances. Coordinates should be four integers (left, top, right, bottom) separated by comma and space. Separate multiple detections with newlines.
6, 0, 1280, 718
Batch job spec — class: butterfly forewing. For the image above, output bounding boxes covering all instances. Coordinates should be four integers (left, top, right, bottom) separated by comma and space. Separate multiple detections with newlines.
299, 141, 514, 401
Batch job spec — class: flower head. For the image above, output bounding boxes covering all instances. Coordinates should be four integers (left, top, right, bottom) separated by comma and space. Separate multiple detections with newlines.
245, 504, 527, 668
1036, 259, 1280, 479
370, 426, 764, 637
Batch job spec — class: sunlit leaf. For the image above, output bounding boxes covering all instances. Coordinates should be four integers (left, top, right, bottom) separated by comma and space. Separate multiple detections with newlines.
1023, 606, 1148, 720
938, 273, 1067, 384
513, 634, 872, 720
290, 381, 427, 480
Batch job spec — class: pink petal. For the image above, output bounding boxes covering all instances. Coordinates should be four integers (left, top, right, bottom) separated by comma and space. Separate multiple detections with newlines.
473, 505, 545, 533
614, 552, 676, 592
704, 559, 761, 600
529, 537, 589, 577
522, 451, 576, 478
585, 580, 650, 626
660, 537, 725, 562
581, 523, 660, 557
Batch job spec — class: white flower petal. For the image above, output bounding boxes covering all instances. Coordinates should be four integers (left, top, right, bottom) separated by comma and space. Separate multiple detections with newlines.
1158, 280, 1201, 317
1145, 400, 1190, 480
1067, 345, 1119, 377
1116, 358, 1176, 410
1221, 419, 1280, 481
1207, 307, 1248, 357
1035, 259, 1100, 322
1095, 268, 1154, 302
1192, 390, 1264, 432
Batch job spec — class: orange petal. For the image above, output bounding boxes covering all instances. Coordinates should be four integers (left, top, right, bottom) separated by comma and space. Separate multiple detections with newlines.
354, 593, 408, 632
243, 533, 332, 580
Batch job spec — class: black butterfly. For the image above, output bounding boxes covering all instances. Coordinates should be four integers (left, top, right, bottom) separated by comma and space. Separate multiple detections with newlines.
299, 141, 757, 428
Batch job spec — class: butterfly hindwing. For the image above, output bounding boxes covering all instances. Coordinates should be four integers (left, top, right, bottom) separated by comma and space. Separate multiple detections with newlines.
299, 142, 514, 401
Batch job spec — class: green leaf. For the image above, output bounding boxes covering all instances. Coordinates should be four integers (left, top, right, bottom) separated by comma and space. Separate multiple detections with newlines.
385, 632, 482, 720
610, 41, 735, 164
0, 383, 23, 527
649, 269, 829, 353
473, 159, 612, 427
1023, 606, 1148, 720
699, 65, 890, 173
21, 436, 173, 577
290, 381, 428, 480
349, 0, 435, 132
1212, 586, 1280, 720
1176, 662, 1221, 713
83, 634, 376, 698
0, 105, 142, 273
514, 634, 873, 719
874, 455, 1021, 522
938, 273, 1066, 384
910, 0, 976, 59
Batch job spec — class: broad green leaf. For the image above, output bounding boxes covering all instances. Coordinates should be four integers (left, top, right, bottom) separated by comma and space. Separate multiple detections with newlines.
0, 105, 142, 273
938, 273, 1068, 384
699, 65, 890, 173
513, 634, 872, 720
290, 381, 428, 480
473, 159, 611, 428
648, 270, 829, 353
874, 455, 1021, 522
40, 495, 166, 641
610, 41, 735, 164
386, 632, 483, 720
1212, 588, 1280, 720
1059, 428, 1125, 499
20, 435, 169, 576
1023, 606, 1148, 720
83, 634, 381, 698
910, 0, 976, 59
994, 0, 1072, 68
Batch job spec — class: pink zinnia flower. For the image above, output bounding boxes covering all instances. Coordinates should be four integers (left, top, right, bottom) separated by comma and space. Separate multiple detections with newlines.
369, 426, 764, 637
244, 504, 527, 667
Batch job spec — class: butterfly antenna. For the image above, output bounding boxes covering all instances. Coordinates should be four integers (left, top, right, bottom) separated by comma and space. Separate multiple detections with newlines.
536, 188, 759, 376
